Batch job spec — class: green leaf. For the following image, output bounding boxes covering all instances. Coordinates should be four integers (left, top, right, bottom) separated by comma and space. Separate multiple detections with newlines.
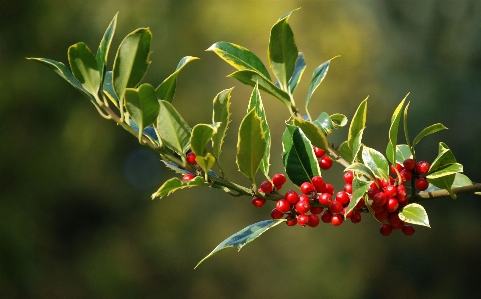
96, 13, 118, 84
292, 117, 329, 151
155, 56, 199, 102
429, 142, 457, 173
196, 153, 216, 174
268, 9, 299, 91
362, 146, 389, 180
423, 173, 473, 193
102, 71, 119, 106
288, 52, 306, 93
330, 113, 348, 129
412, 123, 448, 148
236, 109, 266, 185
403, 102, 412, 156
156, 100, 191, 156
195, 219, 284, 269
313, 112, 333, 136
305, 56, 339, 118
338, 141, 353, 163
427, 174, 457, 198
399, 203, 430, 227
228, 70, 291, 106
427, 163, 463, 179
282, 124, 321, 186
190, 124, 218, 157
345, 178, 369, 218
395, 144, 413, 164
151, 176, 207, 199
112, 28, 152, 100
207, 41, 271, 80
345, 163, 376, 182
348, 97, 368, 149
124, 83, 160, 142
248, 84, 271, 178
162, 161, 190, 175
68, 42, 101, 98
351, 128, 365, 163
386, 95, 407, 165
212, 88, 233, 166
27, 58, 95, 102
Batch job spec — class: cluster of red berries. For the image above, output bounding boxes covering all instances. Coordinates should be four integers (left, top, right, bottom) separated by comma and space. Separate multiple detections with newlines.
367, 158, 430, 236
314, 146, 333, 170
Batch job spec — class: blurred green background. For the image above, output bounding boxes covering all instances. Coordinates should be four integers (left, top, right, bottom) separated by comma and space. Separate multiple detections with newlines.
2, 0, 481, 298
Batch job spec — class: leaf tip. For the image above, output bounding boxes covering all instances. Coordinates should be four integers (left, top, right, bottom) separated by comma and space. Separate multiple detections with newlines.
206, 43, 218, 52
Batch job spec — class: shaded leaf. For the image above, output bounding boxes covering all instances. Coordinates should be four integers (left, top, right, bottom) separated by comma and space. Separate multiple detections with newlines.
236, 109, 266, 185
113, 28, 152, 100
151, 176, 207, 199
155, 56, 199, 102
399, 203, 430, 227
162, 161, 190, 175
207, 42, 271, 80
195, 220, 284, 269
412, 123, 448, 148
362, 146, 389, 180
423, 173, 473, 193
348, 97, 368, 149
248, 83, 271, 178
288, 52, 306, 93
228, 70, 290, 106
102, 71, 119, 106
313, 112, 333, 136
268, 9, 299, 91
156, 100, 191, 156
68, 42, 101, 97
27, 58, 95, 102
386, 95, 407, 164
128, 120, 159, 144
96, 13, 118, 84
125, 83, 160, 142
212, 88, 233, 164
282, 124, 321, 186
292, 117, 329, 151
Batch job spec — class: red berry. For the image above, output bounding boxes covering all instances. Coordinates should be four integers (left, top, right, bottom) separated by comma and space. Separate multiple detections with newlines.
344, 207, 354, 218
300, 182, 316, 195
343, 171, 354, 184
383, 185, 397, 197
308, 214, 320, 227
415, 178, 429, 191
350, 211, 362, 224
295, 200, 311, 214
380, 223, 393, 236
390, 163, 403, 174
321, 210, 333, 223
392, 221, 405, 230
375, 210, 389, 221
318, 193, 332, 206
297, 214, 310, 227
270, 208, 284, 219
373, 192, 388, 206
344, 183, 353, 194
329, 200, 343, 213
310, 206, 324, 215
272, 173, 286, 187
415, 161, 430, 175
311, 176, 326, 192
182, 174, 195, 182
367, 187, 379, 199
403, 158, 415, 171
397, 185, 407, 197
355, 199, 365, 209
400, 169, 412, 183
388, 212, 402, 226
186, 152, 197, 164
331, 213, 344, 226
260, 180, 273, 193
276, 199, 291, 213
298, 194, 310, 202
319, 156, 333, 170
402, 225, 415, 236
251, 197, 266, 208
372, 204, 385, 213
336, 191, 350, 206
285, 215, 297, 226
386, 198, 399, 213
324, 183, 334, 195
285, 190, 300, 205
313, 146, 326, 158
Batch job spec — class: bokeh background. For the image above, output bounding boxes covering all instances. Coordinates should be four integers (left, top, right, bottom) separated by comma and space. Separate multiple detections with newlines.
2, 0, 481, 298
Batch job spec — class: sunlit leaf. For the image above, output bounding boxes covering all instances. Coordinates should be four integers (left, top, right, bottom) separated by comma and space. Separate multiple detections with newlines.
395, 144, 413, 164
345, 178, 369, 218
412, 123, 448, 148
288, 52, 306, 93
212, 88, 233, 167
426, 163, 463, 179
292, 117, 329, 151
68, 42, 101, 98
151, 176, 207, 199
313, 112, 333, 136
386, 95, 407, 165
345, 163, 376, 182
124, 83, 160, 142
330, 113, 348, 128
156, 100, 191, 156
348, 97, 368, 149
362, 146, 389, 180
305, 56, 339, 117
429, 142, 457, 173
399, 203, 430, 227
96, 13, 117, 84
338, 141, 353, 163
155, 56, 199, 102
191, 123, 218, 157
195, 220, 284, 269
196, 153, 216, 174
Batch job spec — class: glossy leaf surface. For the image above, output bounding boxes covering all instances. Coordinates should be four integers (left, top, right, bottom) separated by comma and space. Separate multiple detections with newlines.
412, 123, 448, 148
113, 28, 152, 99
395, 144, 413, 164
288, 52, 306, 93
248, 84, 270, 178
96, 13, 117, 84
345, 163, 376, 182
426, 163, 463, 179
399, 203, 430, 227
151, 176, 207, 199
157, 100, 191, 156
268, 9, 298, 91
348, 98, 368, 149
282, 125, 321, 186
195, 220, 284, 269
68, 42, 101, 97
351, 128, 365, 163
313, 112, 333, 136
292, 117, 329, 151
124, 83, 160, 141
236, 109, 266, 184
207, 42, 271, 80
345, 178, 369, 217
386, 96, 406, 165
102, 71, 118, 106
362, 146, 389, 180
155, 56, 199, 102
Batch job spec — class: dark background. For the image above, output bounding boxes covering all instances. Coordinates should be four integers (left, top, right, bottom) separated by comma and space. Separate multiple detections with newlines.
2, 0, 481, 298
